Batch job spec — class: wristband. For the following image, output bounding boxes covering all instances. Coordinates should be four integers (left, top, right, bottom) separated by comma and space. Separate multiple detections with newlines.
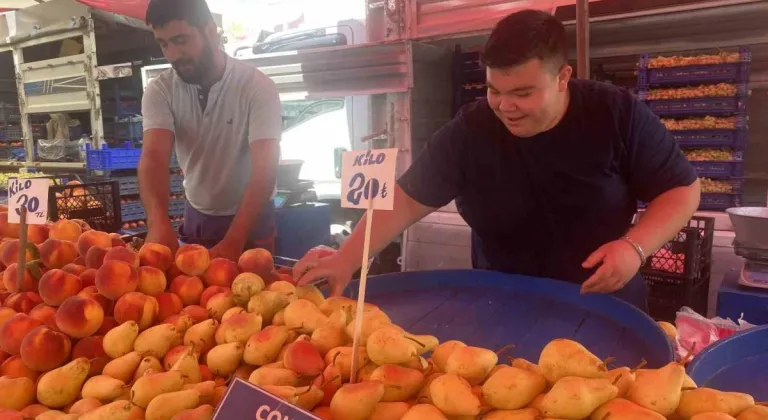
622, 236, 646, 265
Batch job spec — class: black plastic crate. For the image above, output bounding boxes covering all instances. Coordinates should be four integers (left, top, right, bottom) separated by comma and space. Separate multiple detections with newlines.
48, 181, 121, 233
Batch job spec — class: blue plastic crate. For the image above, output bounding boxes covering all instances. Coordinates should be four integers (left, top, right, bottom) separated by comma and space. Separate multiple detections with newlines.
169, 198, 186, 216
690, 152, 745, 179
700, 179, 743, 210
638, 48, 750, 86
86, 142, 141, 170
120, 201, 146, 222
0, 126, 22, 141
673, 129, 747, 150
645, 96, 747, 117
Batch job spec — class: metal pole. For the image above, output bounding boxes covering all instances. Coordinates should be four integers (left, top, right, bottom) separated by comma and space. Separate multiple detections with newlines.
576, 0, 590, 80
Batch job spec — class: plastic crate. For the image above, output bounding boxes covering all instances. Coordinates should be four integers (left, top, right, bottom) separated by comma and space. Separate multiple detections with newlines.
638, 216, 715, 321
0, 147, 26, 160
638, 48, 751, 87
700, 179, 743, 210
103, 120, 143, 142
120, 201, 145, 222
86, 142, 141, 170
115, 174, 184, 196
673, 129, 747, 150
690, 152, 745, 179
48, 181, 121, 233
645, 96, 747, 117
0, 126, 22, 141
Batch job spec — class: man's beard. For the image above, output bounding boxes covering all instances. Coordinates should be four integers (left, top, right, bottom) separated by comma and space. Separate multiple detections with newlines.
172, 41, 215, 85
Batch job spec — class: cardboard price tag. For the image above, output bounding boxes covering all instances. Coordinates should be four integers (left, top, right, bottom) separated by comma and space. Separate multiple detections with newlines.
8, 178, 49, 225
213, 378, 320, 420
341, 148, 397, 210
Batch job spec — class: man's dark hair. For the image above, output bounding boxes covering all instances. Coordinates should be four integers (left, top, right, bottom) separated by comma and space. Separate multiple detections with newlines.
481, 9, 567, 71
145, 0, 213, 28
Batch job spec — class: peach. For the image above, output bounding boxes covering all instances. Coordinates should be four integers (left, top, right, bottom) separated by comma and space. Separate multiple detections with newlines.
203, 258, 239, 287
55, 296, 104, 338
68, 398, 102, 415
1, 241, 36, 270
164, 314, 194, 336
49, 219, 82, 242
77, 230, 111, 257
62, 264, 87, 277
136, 266, 167, 296
238, 248, 274, 276
104, 247, 139, 269
110, 233, 127, 248
77, 286, 114, 316
85, 246, 109, 270
175, 244, 210, 276
0, 350, 10, 365
114, 292, 159, 330
96, 316, 118, 335
26, 225, 49, 245
0, 292, 9, 306
170, 276, 204, 306
139, 243, 174, 271
3, 292, 42, 314
181, 305, 208, 324
200, 286, 230, 308
0, 355, 39, 381
79, 268, 97, 288
28, 304, 57, 329
20, 326, 71, 371
157, 292, 183, 322
2, 264, 39, 293
39, 239, 78, 269
95, 260, 138, 300
19, 404, 49, 418
73, 256, 86, 266
72, 335, 107, 359
278, 273, 296, 285
0, 307, 16, 325
39, 269, 83, 307
0, 313, 43, 355
166, 262, 184, 281
0, 212, 20, 238
88, 357, 110, 378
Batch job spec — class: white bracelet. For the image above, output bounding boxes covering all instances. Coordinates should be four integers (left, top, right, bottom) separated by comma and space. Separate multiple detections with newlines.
622, 236, 647, 264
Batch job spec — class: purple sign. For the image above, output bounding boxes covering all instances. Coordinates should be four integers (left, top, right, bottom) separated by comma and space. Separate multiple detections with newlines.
213, 378, 321, 420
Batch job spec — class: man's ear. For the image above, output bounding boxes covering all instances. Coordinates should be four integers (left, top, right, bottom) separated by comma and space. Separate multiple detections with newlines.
205, 20, 220, 45
558, 65, 573, 91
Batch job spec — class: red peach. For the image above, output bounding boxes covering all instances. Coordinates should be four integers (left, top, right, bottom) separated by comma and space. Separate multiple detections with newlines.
26, 225, 49, 245
72, 335, 107, 359
0, 313, 43, 355
79, 268, 97, 288
0, 212, 20, 238
3, 292, 42, 314
180, 305, 209, 324
104, 247, 139, 268
157, 292, 183, 322
0, 355, 39, 381
238, 248, 274, 276
200, 286, 230, 308
0, 307, 16, 325
96, 316, 118, 335
77, 286, 114, 316
0, 291, 10, 306
39, 238, 78, 269
166, 263, 184, 282
114, 292, 159, 330
62, 264, 87, 276
28, 304, 57, 329
95, 260, 138, 300
77, 230, 111, 257
73, 256, 86, 266
136, 266, 167, 296
49, 219, 82, 242
170, 275, 204, 306
85, 246, 109, 270
139, 243, 174, 271
54, 296, 104, 339
2, 264, 39, 293
20, 326, 71, 371
175, 244, 210, 276
202, 258, 239, 287
110, 233, 127, 248
38, 269, 83, 307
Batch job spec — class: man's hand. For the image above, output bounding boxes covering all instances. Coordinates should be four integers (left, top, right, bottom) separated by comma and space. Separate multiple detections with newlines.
294, 251, 356, 297
580, 239, 643, 294
146, 222, 180, 255
210, 236, 246, 262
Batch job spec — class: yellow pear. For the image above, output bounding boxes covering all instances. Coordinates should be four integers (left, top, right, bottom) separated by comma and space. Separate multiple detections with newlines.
483, 408, 541, 420
0, 376, 35, 410
370, 402, 412, 420
166, 314, 195, 337
134, 324, 179, 358
401, 404, 448, 420
367, 326, 418, 365
683, 373, 698, 389
183, 319, 218, 354
247, 290, 289, 323
311, 325, 349, 357
690, 414, 739, 420
205, 291, 236, 320
145, 389, 200, 420
430, 373, 482, 417
330, 381, 385, 420
231, 272, 266, 306
657, 321, 678, 341
482, 365, 547, 410
591, 398, 666, 420
243, 325, 290, 366
406, 333, 439, 355
214, 312, 263, 345
78, 400, 141, 420
273, 309, 286, 326
103, 320, 140, 359
170, 346, 202, 385
130, 370, 185, 408
325, 346, 370, 382
677, 388, 755, 419
34, 411, 69, 420
296, 284, 326, 307
294, 385, 325, 411
444, 346, 498, 385
133, 356, 163, 381
326, 308, 351, 329
221, 307, 246, 324
400, 356, 429, 371
261, 385, 299, 405
182, 381, 217, 405
431, 340, 466, 371
206, 342, 245, 376
627, 361, 687, 416
416, 372, 443, 404
37, 357, 91, 408
527, 392, 545, 412
81, 375, 127, 403
357, 362, 378, 382
248, 366, 299, 387
369, 364, 425, 402
102, 351, 144, 383
320, 296, 358, 315
344, 309, 392, 342
737, 406, 768, 420
540, 376, 618, 419
605, 366, 638, 398
284, 299, 329, 333
538, 339, 606, 384
268, 280, 296, 295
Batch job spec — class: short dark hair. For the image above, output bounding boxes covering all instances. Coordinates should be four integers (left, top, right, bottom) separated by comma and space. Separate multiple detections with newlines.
145, 0, 213, 28
481, 10, 567, 71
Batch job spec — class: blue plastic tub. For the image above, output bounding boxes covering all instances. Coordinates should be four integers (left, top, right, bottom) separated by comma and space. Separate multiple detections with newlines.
687, 324, 768, 400
340, 270, 674, 368
673, 129, 747, 150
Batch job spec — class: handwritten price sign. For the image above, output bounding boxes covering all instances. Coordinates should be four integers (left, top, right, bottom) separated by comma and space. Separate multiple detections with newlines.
341, 148, 398, 210
8, 178, 49, 224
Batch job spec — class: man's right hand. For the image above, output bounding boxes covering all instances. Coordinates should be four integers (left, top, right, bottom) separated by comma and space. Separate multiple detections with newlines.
294, 250, 356, 297
146, 222, 179, 255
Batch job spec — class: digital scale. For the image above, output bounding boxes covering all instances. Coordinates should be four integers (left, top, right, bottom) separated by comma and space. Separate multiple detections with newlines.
273, 180, 318, 209
727, 207, 768, 289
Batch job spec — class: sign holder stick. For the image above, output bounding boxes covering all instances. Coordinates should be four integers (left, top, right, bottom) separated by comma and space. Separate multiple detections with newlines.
349, 200, 375, 383
16, 207, 28, 290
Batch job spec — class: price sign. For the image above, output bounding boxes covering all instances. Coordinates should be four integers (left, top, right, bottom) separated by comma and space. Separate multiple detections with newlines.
8, 178, 49, 224
341, 148, 398, 210
213, 378, 320, 420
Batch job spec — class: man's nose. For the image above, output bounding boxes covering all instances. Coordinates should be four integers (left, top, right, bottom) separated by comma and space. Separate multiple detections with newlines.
499, 97, 518, 112
164, 44, 182, 62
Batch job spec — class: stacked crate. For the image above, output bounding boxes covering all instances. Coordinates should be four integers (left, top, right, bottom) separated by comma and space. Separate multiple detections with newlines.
452, 47, 486, 116
638, 48, 750, 211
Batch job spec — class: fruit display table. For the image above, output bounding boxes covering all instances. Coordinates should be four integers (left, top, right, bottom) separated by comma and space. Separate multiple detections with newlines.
345, 269, 674, 368
688, 324, 768, 400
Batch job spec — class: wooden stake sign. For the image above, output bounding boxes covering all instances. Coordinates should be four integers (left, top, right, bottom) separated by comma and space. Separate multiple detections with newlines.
340, 148, 398, 382
7, 177, 48, 290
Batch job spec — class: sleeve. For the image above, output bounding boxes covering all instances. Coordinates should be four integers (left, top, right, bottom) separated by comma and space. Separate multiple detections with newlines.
625, 99, 698, 202
247, 73, 283, 143
397, 118, 468, 208
141, 80, 175, 133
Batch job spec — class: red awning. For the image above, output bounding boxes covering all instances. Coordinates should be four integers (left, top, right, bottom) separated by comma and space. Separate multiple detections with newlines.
76, 0, 149, 20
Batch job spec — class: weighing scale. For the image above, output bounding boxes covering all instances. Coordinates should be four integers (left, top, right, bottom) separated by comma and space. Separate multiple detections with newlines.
726, 207, 768, 289
273, 180, 317, 209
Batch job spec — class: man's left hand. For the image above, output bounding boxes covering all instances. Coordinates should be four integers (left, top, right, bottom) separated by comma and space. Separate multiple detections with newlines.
210, 236, 246, 262
580, 239, 643, 294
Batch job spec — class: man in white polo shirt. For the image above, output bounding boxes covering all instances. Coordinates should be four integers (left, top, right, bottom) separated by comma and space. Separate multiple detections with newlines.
139, 0, 282, 260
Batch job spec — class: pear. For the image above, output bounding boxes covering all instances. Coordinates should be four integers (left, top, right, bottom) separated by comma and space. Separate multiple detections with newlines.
130, 370, 185, 408
605, 366, 638, 398
133, 356, 163, 381
737, 406, 768, 420
369, 364, 425, 402
231, 272, 266, 306
37, 357, 90, 408
627, 362, 687, 416
590, 398, 665, 420
206, 342, 244, 376
330, 381, 385, 420
325, 346, 369, 382
205, 292, 235, 320
171, 405, 214, 420
170, 346, 202, 385
165, 314, 195, 338
676, 388, 755, 419
181, 381, 217, 405
482, 365, 547, 410
430, 373, 482, 417
314, 362, 343, 406
221, 307, 246, 323
75, 401, 138, 420
370, 402, 411, 420
406, 333, 439, 355
81, 375, 127, 403
247, 291, 289, 323
357, 362, 378, 382
183, 319, 218, 355
214, 312, 263, 345
444, 346, 498, 385
528, 392, 546, 412
401, 404, 448, 419
690, 414, 739, 420
294, 385, 325, 411
296, 285, 326, 307
103, 321, 140, 359
260, 385, 297, 405
273, 310, 286, 326
540, 376, 618, 419
103, 351, 144, 383
145, 389, 200, 420
326, 308, 351, 329
320, 296, 358, 315
683, 373, 698, 389
344, 309, 392, 342
538, 338, 606, 384
134, 324, 179, 358
416, 372, 443, 404
243, 325, 289, 366
284, 299, 329, 333
367, 326, 418, 365
657, 321, 678, 341
431, 340, 466, 371
283, 336, 325, 376
248, 366, 299, 387
35, 411, 69, 420
311, 325, 349, 356
400, 356, 429, 371
268, 280, 296, 295
0, 376, 35, 410
482, 408, 541, 420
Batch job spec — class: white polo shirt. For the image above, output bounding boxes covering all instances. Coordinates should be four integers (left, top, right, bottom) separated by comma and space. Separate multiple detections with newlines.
141, 55, 282, 216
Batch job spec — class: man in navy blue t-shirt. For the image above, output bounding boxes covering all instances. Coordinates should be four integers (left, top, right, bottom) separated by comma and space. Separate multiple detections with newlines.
295, 10, 701, 312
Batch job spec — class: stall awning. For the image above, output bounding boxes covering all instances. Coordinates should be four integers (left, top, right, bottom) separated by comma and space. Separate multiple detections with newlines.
76, 0, 148, 20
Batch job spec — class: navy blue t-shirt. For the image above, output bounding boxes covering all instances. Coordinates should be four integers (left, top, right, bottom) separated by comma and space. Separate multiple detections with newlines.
399, 79, 697, 286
